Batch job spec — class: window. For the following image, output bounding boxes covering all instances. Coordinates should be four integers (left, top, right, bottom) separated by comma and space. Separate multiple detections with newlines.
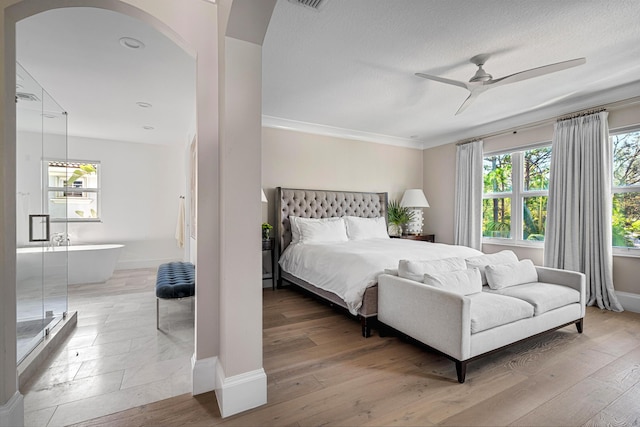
482, 145, 551, 243
611, 130, 640, 249
46, 160, 100, 221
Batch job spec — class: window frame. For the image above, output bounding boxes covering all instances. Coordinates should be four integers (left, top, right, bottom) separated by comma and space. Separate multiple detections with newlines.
44, 159, 102, 223
482, 142, 551, 247
610, 126, 640, 256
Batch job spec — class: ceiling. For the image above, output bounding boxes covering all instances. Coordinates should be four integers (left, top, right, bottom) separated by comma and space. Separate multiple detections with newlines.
16, 7, 195, 146
13, 1, 640, 150
262, 0, 640, 149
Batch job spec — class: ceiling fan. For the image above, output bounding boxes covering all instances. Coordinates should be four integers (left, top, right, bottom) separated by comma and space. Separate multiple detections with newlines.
415, 54, 586, 115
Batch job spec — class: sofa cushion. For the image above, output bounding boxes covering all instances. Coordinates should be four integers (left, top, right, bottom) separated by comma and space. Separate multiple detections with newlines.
423, 268, 483, 296
398, 257, 466, 282
467, 292, 534, 334
465, 250, 518, 285
485, 259, 538, 290
486, 282, 581, 316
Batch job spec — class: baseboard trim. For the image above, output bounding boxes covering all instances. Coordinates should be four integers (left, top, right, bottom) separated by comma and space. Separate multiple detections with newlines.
0, 391, 24, 427
616, 291, 640, 313
215, 365, 267, 418
191, 355, 217, 395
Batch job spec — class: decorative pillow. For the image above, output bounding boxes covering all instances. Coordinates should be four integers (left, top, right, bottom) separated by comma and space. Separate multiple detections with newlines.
465, 250, 519, 285
344, 216, 389, 240
294, 216, 349, 245
289, 216, 343, 244
485, 259, 539, 290
398, 257, 467, 282
423, 268, 483, 295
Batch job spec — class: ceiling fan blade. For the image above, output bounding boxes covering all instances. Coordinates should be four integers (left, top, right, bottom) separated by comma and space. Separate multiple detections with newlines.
415, 73, 469, 90
488, 58, 586, 88
455, 90, 481, 115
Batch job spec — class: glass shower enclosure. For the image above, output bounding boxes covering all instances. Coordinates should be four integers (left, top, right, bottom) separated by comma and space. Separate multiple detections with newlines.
16, 62, 68, 364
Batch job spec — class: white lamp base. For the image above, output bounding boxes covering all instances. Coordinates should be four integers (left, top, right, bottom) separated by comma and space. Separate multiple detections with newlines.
406, 208, 424, 235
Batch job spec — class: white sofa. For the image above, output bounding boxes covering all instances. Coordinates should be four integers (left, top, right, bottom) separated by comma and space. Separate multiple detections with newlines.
378, 263, 585, 383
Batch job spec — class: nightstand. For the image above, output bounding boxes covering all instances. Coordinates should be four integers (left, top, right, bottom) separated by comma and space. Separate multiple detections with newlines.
391, 234, 435, 243
262, 238, 276, 290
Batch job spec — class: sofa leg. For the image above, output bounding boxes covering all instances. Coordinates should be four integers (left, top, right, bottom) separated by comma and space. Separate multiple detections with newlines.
378, 323, 389, 338
455, 361, 467, 383
576, 318, 584, 333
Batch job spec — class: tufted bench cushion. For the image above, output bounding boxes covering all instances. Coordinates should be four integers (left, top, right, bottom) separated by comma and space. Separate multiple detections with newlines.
155, 262, 195, 330
156, 262, 195, 299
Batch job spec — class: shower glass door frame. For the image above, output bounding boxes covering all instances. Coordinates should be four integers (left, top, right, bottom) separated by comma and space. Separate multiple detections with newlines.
16, 61, 68, 364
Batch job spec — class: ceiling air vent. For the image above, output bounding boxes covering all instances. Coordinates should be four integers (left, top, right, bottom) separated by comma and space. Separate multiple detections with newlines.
16, 92, 41, 102
287, 0, 329, 11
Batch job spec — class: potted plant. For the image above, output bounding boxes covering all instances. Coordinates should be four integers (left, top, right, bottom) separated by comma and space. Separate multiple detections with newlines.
262, 222, 273, 240
387, 200, 414, 236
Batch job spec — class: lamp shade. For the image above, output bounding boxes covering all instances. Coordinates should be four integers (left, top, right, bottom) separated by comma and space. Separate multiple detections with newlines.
261, 189, 268, 203
400, 189, 429, 208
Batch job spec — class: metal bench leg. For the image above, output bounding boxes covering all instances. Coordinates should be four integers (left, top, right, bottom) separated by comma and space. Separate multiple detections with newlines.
156, 298, 160, 330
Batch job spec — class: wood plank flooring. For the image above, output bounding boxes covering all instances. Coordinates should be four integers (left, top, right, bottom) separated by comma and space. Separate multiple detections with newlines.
72, 287, 640, 426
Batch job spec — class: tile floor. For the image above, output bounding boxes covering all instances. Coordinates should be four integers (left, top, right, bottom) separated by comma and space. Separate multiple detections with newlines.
21, 268, 194, 427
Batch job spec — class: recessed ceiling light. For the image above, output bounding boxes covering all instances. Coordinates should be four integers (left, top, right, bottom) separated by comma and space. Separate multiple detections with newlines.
136, 102, 152, 108
42, 113, 57, 119
143, 126, 155, 130
119, 37, 145, 50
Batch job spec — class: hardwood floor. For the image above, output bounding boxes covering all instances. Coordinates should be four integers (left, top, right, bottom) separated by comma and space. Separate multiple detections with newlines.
72, 287, 640, 426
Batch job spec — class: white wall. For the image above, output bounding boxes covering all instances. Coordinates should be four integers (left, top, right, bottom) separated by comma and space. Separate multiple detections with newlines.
262, 126, 425, 228
423, 103, 640, 298
16, 131, 186, 269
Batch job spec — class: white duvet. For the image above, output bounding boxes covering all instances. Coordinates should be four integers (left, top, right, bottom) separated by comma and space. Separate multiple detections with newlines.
279, 238, 482, 315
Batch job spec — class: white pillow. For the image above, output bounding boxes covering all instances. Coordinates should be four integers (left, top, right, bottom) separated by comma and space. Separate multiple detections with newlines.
485, 259, 538, 290
294, 217, 349, 245
344, 216, 389, 240
398, 257, 467, 282
289, 216, 343, 244
465, 250, 519, 285
423, 268, 483, 295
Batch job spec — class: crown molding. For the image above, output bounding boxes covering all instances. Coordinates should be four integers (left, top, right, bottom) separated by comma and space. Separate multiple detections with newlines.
262, 115, 425, 149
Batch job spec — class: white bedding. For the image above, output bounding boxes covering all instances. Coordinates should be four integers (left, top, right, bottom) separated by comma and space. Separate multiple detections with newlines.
279, 238, 483, 315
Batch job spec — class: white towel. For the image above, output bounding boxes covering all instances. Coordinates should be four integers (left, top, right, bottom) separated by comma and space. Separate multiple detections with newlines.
175, 197, 185, 248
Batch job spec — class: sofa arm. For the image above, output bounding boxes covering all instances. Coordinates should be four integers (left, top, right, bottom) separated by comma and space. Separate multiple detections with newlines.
378, 274, 471, 361
535, 266, 586, 312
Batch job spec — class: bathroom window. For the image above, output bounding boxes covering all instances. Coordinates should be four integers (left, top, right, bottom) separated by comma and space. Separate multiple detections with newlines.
45, 160, 101, 222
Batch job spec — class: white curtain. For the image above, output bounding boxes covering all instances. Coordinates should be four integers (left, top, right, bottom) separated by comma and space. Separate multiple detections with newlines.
454, 140, 483, 250
544, 111, 623, 311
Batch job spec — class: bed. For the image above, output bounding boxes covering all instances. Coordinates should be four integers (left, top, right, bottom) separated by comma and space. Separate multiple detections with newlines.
275, 187, 482, 337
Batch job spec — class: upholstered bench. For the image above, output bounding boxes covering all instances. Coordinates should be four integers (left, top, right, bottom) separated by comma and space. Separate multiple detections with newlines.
156, 261, 195, 329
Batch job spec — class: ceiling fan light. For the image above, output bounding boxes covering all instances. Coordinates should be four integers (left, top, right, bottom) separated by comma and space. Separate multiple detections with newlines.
469, 66, 492, 83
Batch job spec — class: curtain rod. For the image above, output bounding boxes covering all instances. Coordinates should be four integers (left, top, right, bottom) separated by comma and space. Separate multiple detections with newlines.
455, 95, 640, 144
556, 108, 606, 122
456, 138, 481, 146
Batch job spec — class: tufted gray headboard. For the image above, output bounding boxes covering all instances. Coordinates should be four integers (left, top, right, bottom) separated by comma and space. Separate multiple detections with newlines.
275, 187, 388, 257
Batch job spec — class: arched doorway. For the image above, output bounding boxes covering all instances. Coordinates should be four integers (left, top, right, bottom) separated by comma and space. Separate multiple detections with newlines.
1, 1, 222, 425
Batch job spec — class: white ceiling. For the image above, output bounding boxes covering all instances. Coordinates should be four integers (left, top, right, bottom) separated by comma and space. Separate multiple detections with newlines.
262, 0, 640, 149
13, 1, 640, 151
16, 7, 195, 146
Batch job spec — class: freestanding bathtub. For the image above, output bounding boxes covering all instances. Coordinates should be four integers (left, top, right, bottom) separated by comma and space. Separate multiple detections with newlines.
17, 244, 124, 285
